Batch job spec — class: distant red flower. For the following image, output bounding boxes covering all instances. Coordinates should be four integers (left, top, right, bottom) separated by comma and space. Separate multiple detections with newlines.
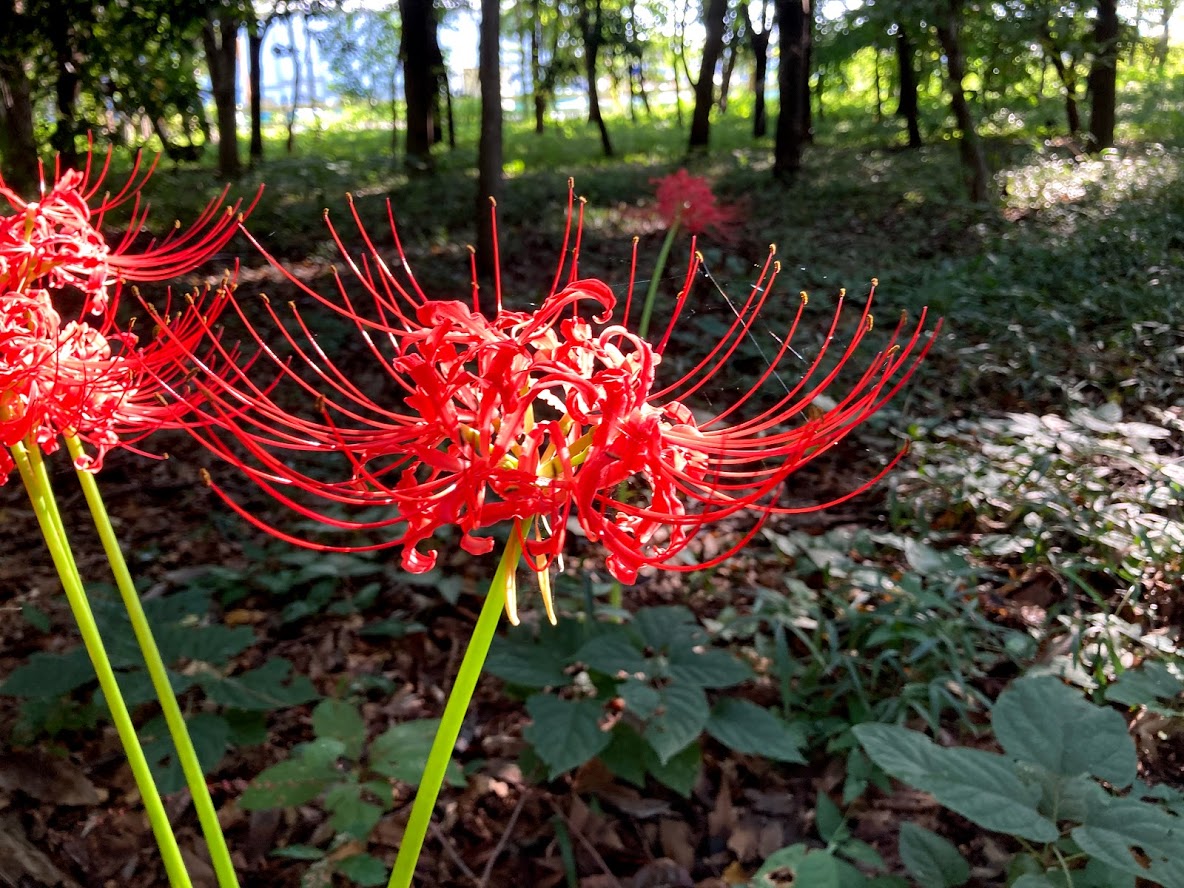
652, 168, 737, 237
0, 153, 250, 479
170, 184, 937, 623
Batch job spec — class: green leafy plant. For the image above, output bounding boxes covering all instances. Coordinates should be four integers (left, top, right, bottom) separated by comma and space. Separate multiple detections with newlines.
2, 586, 317, 791
240, 698, 462, 887
855, 675, 1184, 888
485, 605, 805, 795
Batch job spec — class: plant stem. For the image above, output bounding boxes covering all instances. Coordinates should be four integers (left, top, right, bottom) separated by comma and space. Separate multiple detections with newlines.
65, 436, 239, 888
11, 440, 193, 888
386, 534, 517, 888
637, 220, 679, 340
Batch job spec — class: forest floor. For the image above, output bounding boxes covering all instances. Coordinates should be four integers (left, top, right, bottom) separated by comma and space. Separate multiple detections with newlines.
2, 83, 1184, 888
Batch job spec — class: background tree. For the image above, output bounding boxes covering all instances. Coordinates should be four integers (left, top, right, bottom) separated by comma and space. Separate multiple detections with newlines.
934, 0, 990, 202
577, 0, 614, 158
0, 0, 38, 194
1088, 0, 1120, 150
321, 4, 401, 154
774, 0, 811, 179
475, 0, 502, 283
689, 0, 728, 152
741, 0, 774, 138
895, 21, 923, 147
401, 0, 438, 169
201, 2, 244, 178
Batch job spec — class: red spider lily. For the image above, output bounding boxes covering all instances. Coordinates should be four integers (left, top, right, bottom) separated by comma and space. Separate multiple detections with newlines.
652, 168, 737, 237
164, 183, 938, 624
0, 152, 252, 479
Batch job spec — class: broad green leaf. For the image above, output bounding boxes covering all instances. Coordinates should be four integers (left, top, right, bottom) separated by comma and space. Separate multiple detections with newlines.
993, 676, 1136, 787
642, 681, 709, 764
575, 631, 650, 678
1011, 877, 1058, 888
198, 658, 318, 711
618, 679, 662, 719
485, 635, 571, 688
1104, 661, 1184, 711
705, 698, 806, 764
667, 647, 753, 689
754, 843, 809, 879
838, 838, 886, 870
312, 699, 366, 761
1072, 797, 1184, 884
369, 719, 462, 787
272, 844, 326, 860
814, 791, 845, 844
633, 606, 702, 652
1, 649, 94, 697
336, 853, 389, 886
1031, 771, 1109, 824
898, 821, 970, 888
1076, 858, 1136, 888
855, 724, 1057, 843
240, 754, 339, 809
323, 783, 383, 838
643, 740, 701, 797
598, 725, 648, 787
793, 850, 842, 888
523, 695, 609, 778
169, 624, 256, 665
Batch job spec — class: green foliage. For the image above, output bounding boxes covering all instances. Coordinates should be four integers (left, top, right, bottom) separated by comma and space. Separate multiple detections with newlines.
1, 586, 316, 790
487, 605, 800, 792
856, 676, 1184, 887
243, 698, 461, 885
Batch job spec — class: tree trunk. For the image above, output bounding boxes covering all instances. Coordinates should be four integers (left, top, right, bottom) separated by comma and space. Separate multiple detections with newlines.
717, 28, 738, 113
284, 17, 301, 154
578, 0, 613, 158
475, 0, 503, 287
1156, 3, 1176, 69
689, 0, 727, 151
1087, 0, 1119, 152
773, 0, 810, 179
531, 0, 545, 133
873, 47, 883, 121
934, 1, 990, 202
201, 16, 242, 179
400, 0, 435, 169
248, 21, 266, 163
895, 23, 922, 148
0, 45, 38, 194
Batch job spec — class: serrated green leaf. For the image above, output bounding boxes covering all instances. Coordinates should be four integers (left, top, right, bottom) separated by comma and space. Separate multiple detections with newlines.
618, 679, 662, 719
141, 712, 230, 795
898, 821, 970, 888
272, 844, 326, 860
598, 725, 648, 787
369, 719, 462, 787
633, 606, 702, 652
20, 605, 50, 633
643, 740, 701, 797
336, 853, 389, 886
1104, 661, 1184, 711
312, 699, 366, 761
324, 783, 384, 838
705, 698, 806, 763
485, 635, 572, 688
170, 624, 256, 665
793, 850, 842, 888
994, 676, 1136, 787
667, 648, 753, 689
643, 681, 708, 764
838, 838, 886, 870
754, 842, 808, 879
240, 754, 339, 809
198, 658, 318, 711
1, 649, 94, 697
523, 695, 609, 778
575, 631, 649, 678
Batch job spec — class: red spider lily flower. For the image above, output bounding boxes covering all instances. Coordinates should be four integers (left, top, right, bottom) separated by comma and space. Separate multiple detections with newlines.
652, 168, 737, 238
164, 183, 938, 625
0, 152, 252, 479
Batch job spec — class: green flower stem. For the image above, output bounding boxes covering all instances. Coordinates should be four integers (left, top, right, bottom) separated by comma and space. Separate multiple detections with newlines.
65, 436, 240, 888
386, 533, 519, 888
637, 219, 680, 340
11, 440, 193, 888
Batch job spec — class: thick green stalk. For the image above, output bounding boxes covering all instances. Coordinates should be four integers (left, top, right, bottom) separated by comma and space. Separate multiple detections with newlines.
65, 436, 239, 888
637, 219, 680, 341
386, 534, 518, 888
12, 440, 193, 888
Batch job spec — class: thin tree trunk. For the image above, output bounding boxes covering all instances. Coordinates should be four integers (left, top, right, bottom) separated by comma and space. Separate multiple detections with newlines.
285, 17, 300, 154
1087, 0, 1119, 152
48, 14, 81, 167
742, 1, 771, 138
689, 0, 727, 151
400, 0, 435, 169
773, 0, 810, 179
579, 0, 613, 157
1040, 30, 1081, 135
874, 47, 883, 121
531, 0, 545, 133
476, 0, 502, 286
718, 31, 738, 113
934, 0, 990, 202
202, 16, 242, 179
248, 21, 266, 162
896, 23, 922, 148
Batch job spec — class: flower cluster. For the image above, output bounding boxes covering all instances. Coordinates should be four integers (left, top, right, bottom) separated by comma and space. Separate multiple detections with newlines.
170, 184, 937, 623
653, 168, 738, 237
0, 153, 249, 479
